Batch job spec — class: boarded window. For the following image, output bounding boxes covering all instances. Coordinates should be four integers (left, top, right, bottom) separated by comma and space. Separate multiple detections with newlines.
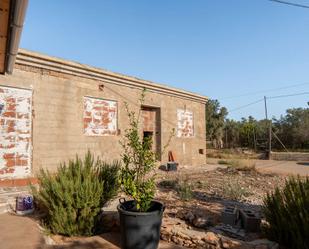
83, 97, 117, 136
177, 109, 194, 137
0, 86, 32, 178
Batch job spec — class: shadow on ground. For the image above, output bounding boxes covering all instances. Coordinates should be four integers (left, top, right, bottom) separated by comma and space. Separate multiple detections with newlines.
297, 162, 309, 166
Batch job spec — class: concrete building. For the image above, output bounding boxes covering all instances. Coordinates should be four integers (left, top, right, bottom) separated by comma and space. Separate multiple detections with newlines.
0, 0, 207, 182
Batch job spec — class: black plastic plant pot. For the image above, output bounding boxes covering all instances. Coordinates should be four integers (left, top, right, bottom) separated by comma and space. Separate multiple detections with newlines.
117, 199, 165, 249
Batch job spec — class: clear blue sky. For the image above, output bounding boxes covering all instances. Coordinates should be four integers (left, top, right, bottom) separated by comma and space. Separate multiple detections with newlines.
20, 0, 309, 120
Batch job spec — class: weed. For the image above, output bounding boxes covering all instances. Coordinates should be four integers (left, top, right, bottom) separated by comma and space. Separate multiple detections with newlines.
218, 159, 229, 165
159, 179, 178, 189
221, 179, 250, 201
218, 158, 256, 172
177, 178, 193, 201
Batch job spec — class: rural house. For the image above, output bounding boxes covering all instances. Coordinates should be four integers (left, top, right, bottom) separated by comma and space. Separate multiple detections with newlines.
0, 0, 207, 183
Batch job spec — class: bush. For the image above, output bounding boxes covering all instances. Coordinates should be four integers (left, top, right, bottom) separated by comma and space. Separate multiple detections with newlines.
119, 91, 157, 212
119, 89, 174, 212
263, 176, 309, 249
227, 159, 256, 172
221, 179, 249, 201
97, 160, 121, 203
218, 159, 229, 165
32, 152, 120, 236
177, 178, 193, 201
158, 179, 178, 189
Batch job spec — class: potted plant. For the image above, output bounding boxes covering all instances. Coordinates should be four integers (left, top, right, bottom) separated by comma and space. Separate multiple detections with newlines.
118, 90, 172, 249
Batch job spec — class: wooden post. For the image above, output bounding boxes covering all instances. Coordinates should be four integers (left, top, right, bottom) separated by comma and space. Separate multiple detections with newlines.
264, 96, 272, 159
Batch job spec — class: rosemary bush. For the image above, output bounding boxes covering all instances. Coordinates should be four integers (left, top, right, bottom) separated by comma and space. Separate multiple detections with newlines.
263, 176, 309, 249
33, 151, 120, 236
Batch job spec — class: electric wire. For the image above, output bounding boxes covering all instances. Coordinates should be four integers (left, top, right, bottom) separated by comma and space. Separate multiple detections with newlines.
229, 98, 264, 113
228, 92, 309, 113
221, 82, 309, 100
268, 0, 309, 9
268, 92, 309, 99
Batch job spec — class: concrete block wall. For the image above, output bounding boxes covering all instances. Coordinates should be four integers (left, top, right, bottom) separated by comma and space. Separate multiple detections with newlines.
0, 50, 207, 179
271, 152, 309, 161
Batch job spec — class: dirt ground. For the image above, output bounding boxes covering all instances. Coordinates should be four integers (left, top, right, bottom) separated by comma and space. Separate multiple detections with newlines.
207, 157, 309, 176
254, 159, 309, 176
0, 213, 185, 249
0, 160, 306, 249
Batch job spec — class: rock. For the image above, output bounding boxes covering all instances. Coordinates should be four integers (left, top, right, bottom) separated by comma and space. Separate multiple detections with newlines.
203, 231, 220, 245
171, 235, 183, 245
44, 235, 56, 245
185, 211, 195, 223
160, 234, 170, 242
220, 236, 246, 249
255, 245, 268, 249
270, 244, 279, 249
177, 231, 191, 241
192, 216, 212, 228
248, 239, 279, 249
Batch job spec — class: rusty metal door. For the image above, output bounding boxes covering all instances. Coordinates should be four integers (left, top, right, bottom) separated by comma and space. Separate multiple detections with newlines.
0, 86, 32, 179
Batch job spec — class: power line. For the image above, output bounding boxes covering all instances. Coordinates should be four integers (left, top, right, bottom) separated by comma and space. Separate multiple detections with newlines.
228, 91, 309, 113
268, 0, 309, 9
221, 82, 309, 100
268, 91, 309, 99
229, 98, 264, 113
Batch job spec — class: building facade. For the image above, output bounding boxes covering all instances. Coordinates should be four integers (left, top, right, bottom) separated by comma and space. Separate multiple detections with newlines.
0, 49, 207, 180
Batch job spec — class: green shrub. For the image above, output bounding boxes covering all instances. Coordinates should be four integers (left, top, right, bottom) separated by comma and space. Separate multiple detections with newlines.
97, 160, 121, 203
227, 159, 256, 172
32, 152, 120, 236
218, 159, 229, 165
159, 179, 178, 189
221, 179, 249, 201
263, 176, 309, 249
177, 179, 193, 201
120, 89, 174, 212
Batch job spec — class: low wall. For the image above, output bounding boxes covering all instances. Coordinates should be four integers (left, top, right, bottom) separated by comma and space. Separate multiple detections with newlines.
271, 152, 309, 161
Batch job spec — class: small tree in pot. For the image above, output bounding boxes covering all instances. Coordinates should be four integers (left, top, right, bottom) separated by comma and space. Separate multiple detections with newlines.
118, 90, 172, 249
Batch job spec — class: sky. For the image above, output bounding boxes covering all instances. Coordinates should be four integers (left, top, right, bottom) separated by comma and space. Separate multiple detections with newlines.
20, 0, 309, 120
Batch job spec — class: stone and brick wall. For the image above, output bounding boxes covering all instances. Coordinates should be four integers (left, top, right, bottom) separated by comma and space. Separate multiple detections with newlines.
0, 49, 207, 180
271, 151, 309, 161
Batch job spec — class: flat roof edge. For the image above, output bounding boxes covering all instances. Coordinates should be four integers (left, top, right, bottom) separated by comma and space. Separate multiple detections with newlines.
15, 49, 208, 104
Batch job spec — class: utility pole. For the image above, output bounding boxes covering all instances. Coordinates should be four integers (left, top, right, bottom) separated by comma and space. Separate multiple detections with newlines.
264, 96, 272, 159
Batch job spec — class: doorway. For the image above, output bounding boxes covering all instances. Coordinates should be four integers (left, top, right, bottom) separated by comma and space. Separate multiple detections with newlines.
141, 106, 161, 160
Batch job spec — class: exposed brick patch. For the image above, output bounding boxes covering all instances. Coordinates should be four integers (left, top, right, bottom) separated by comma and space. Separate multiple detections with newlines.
177, 109, 194, 137
0, 177, 38, 187
83, 97, 117, 136
0, 86, 32, 179
142, 109, 156, 132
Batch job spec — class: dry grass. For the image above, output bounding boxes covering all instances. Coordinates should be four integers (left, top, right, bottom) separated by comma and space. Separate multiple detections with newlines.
206, 158, 218, 165
228, 159, 256, 171
207, 148, 260, 160
221, 178, 251, 201
218, 159, 256, 172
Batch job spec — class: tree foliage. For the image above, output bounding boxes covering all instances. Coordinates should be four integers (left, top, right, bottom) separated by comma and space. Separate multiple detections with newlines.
120, 90, 158, 212
120, 89, 173, 212
206, 99, 228, 148
273, 108, 309, 150
207, 98, 309, 151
